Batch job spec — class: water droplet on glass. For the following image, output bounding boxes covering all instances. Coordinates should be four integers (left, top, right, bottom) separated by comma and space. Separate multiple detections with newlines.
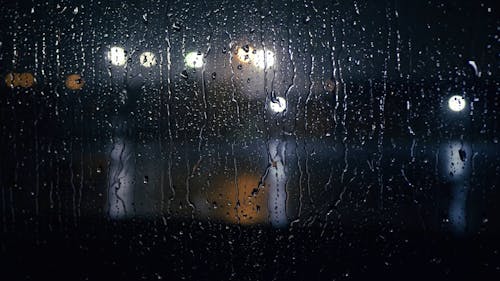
468, 60, 481, 77
181, 70, 189, 79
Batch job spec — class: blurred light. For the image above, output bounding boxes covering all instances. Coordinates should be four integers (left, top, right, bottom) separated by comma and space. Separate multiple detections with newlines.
108, 136, 135, 219
139, 51, 157, 68
442, 141, 470, 180
449, 184, 467, 235
269, 97, 286, 113
235, 46, 275, 69
202, 174, 268, 225
4, 72, 16, 88
268, 139, 288, 228
448, 95, 466, 112
65, 74, 84, 90
254, 49, 275, 69
5, 72, 35, 88
107, 46, 126, 66
236, 46, 254, 64
184, 51, 204, 68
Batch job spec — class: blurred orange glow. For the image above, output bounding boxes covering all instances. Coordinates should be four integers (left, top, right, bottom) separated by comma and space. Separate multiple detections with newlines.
235, 45, 255, 64
65, 74, 85, 90
209, 173, 268, 225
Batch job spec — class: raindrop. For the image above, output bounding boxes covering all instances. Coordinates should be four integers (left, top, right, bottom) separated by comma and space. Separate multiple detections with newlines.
468, 60, 481, 77
458, 149, 466, 162
181, 70, 189, 79
172, 22, 181, 31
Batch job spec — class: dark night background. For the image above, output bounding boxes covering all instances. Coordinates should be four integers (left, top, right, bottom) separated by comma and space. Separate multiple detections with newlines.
0, 0, 499, 280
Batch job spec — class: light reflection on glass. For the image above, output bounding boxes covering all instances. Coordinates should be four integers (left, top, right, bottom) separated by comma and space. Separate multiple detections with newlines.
235, 46, 275, 69
269, 97, 287, 113
107, 137, 135, 219
267, 139, 288, 228
236, 46, 254, 64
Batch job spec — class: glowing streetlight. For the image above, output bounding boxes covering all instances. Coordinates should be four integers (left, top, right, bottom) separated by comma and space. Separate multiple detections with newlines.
269, 97, 286, 113
235, 46, 275, 69
184, 51, 204, 68
139, 51, 157, 67
448, 95, 466, 112
107, 46, 126, 66
236, 46, 255, 64
254, 49, 275, 69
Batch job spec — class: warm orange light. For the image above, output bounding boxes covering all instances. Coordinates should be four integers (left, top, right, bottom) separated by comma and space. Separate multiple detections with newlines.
5, 72, 35, 88
235, 45, 275, 69
209, 173, 268, 225
235, 45, 255, 64
65, 74, 84, 90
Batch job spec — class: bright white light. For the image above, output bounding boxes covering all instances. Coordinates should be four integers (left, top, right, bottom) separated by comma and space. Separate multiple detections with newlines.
269, 97, 286, 113
236, 46, 254, 64
107, 46, 127, 66
254, 49, 275, 69
184, 51, 204, 68
139, 51, 157, 67
448, 95, 466, 112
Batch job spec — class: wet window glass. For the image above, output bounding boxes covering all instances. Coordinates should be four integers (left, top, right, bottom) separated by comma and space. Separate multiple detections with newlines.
0, 0, 498, 279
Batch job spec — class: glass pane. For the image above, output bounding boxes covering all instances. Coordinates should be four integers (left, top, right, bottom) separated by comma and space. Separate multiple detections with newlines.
0, 0, 498, 279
